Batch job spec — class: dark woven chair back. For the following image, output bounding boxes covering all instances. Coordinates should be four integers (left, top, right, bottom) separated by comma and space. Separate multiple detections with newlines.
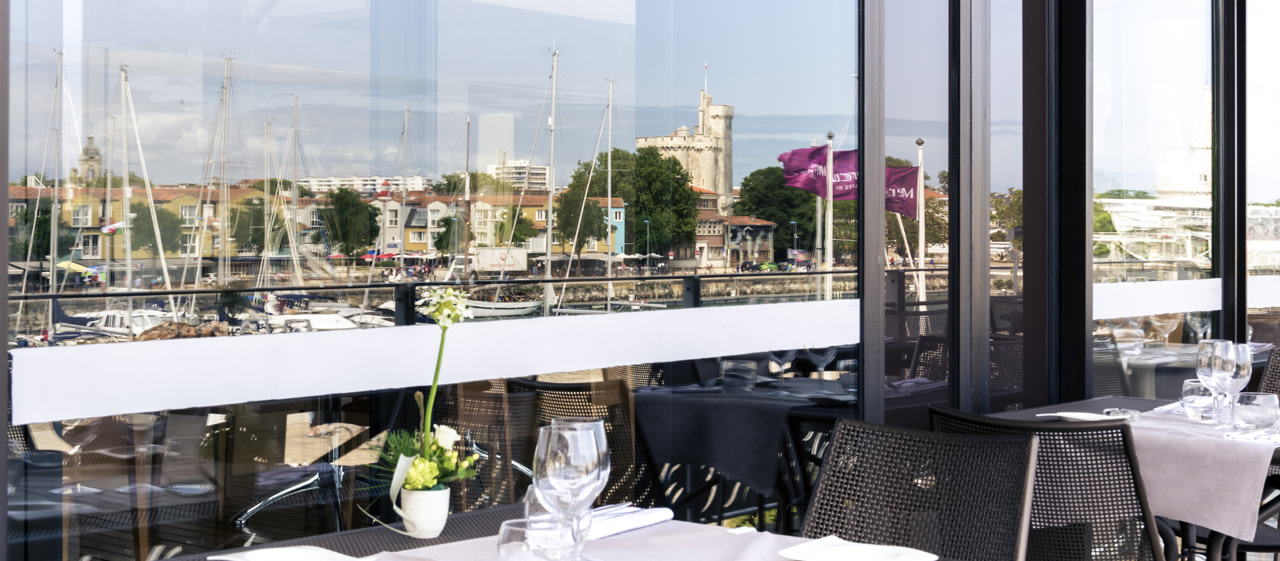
438, 382, 537, 512
990, 336, 1024, 392
506, 377, 652, 506
604, 364, 659, 389
1259, 350, 1280, 395
1251, 315, 1280, 347
803, 418, 1036, 561
929, 406, 1163, 561
1092, 340, 1126, 397
909, 335, 951, 382
886, 309, 950, 343
991, 296, 1025, 335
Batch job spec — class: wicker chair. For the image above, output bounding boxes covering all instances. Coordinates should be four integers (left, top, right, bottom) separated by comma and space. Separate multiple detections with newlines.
1250, 315, 1280, 348
1259, 350, 1280, 395
802, 418, 1037, 561
886, 309, 949, 343
929, 406, 1164, 561
908, 335, 951, 382
1092, 340, 1127, 397
505, 377, 654, 506
437, 381, 538, 513
991, 296, 1025, 336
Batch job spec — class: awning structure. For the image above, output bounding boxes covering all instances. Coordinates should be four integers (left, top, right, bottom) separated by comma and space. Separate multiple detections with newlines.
56, 261, 88, 273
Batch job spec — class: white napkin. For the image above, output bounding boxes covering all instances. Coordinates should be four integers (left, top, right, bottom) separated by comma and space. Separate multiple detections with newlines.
1034, 412, 1114, 422
587, 507, 674, 540
1224, 430, 1280, 444
778, 536, 938, 561
1151, 402, 1183, 415
207, 545, 372, 561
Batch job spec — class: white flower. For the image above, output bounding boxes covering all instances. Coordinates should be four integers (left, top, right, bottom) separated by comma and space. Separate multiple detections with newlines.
421, 288, 473, 330
433, 424, 462, 450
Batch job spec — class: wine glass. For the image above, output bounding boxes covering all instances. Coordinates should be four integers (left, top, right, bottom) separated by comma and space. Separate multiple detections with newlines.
51, 417, 104, 495
533, 423, 604, 561
1216, 343, 1253, 426
1113, 317, 1146, 356
549, 418, 610, 503
1210, 340, 1239, 425
766, 349, 798, 396
835, 359, 859, 396
1185, 313, 1206, 343
805, 347, 840, 395
1148, 314, 1180, 349
114, 413, 168, 494
1231, 392, 1279, 431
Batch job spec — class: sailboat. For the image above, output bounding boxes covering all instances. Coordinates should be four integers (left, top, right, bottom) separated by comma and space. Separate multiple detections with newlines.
465, 51, 565, 317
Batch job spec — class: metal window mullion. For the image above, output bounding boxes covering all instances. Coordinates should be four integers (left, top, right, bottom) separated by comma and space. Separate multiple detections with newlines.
949, 0, 993, 412
1213, 0, 1244, 339
860, 0, 888, 424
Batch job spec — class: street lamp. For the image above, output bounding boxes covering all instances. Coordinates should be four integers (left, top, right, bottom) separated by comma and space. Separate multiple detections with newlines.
790, 220, 797, 256
644, 219, 650, 273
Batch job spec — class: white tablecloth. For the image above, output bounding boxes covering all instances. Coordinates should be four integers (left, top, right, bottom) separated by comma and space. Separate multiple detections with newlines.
372, 520, 809, 561
1132, 410, 1276, 541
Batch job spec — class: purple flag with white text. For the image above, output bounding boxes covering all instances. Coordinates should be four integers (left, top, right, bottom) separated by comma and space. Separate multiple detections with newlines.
885, 166, 919, 219
777, 146, 859, 199
778, 146, 921, 218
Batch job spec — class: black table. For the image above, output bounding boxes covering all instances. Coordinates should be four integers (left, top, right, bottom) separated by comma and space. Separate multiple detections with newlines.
168, 504, 524, 560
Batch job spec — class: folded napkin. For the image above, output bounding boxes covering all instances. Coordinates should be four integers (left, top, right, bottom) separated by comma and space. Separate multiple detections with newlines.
208, 545, 368, 561
1151, 402, 1184, 416
587, 507, 674, 540
1034, 412, 1115, 422
886, 378, 947, 393
1251, 342, 1276, 354
778, 536, 938, 561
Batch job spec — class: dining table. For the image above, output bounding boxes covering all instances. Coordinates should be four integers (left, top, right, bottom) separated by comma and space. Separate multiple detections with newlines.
1118, 342, 1273, 399
995, 395, 1280, 556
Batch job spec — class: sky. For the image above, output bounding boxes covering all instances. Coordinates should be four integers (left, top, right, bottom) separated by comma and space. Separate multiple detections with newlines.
11, 0, 1259, 203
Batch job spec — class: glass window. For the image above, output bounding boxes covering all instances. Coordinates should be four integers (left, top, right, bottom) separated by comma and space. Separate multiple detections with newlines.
82, 234, 101, 258
180, 233, 198, 257
180, 204, 198, 227
1248, 4, 1280, 345
1091, 0, 1215, 398
71, 204, 92, 227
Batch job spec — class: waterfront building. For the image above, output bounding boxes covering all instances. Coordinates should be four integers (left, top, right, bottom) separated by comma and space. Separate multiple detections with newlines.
636, 91, 735, 214
296, 175, 434, 194
486, 160, 551, 192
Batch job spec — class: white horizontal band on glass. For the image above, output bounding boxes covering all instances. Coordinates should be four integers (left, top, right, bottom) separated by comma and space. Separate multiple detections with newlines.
10, 299, 860, 424
1093, 278, 1222, 320
1248, 275, 1280, 309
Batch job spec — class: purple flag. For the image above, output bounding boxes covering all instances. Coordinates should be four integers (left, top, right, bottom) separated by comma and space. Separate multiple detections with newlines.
778, 147, 922, 218
777, 146, 859, 200
885, 166, 919, 219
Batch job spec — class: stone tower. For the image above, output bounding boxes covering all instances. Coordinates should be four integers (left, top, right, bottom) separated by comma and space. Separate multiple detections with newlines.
636, 90, 734, 214
78, 135, 103, 183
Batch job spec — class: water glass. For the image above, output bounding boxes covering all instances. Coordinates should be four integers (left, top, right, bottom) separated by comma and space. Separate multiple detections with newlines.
498, 518, 575, 561
1181, 379, 1216, 422
1232, 392, 1280, 431
721, 359, 758, 392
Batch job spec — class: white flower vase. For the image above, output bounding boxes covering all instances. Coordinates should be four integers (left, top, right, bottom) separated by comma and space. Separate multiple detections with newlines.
400, 487, 450, 539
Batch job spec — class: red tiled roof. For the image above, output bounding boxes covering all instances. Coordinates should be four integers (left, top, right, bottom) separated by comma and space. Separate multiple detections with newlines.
728, 215, 776, 227
689, 185, 716, 195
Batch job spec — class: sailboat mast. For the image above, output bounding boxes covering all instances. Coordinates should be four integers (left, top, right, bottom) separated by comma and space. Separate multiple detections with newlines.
463, 113, 471, 273
606, 79, 613, 311
104, 116, 114, 291
289, 98, 304, 283
50, 51, 62, 298
544, 50, 558, 315
606, 79, 613, 280
217, 59, 232, 285
400, 108, 410, 271
263, 121, 271, 285
121, 67, 132, 292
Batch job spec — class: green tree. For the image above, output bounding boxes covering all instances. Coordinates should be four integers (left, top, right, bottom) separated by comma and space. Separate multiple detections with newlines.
567, 148, 637, 203
494, 207, 538, 245
1094, 200, 1116, 233
248, 178, 314, 198
1098, 189, 1155, 199
130, 204, 184, 259
13, 173, 49, 187
936, 170, 950, 195
735, 166, 816, 261
436, 172, 508, 195
433, 216, 464, 255
554, 184, 608, 271
312, 188, 380, 258
885, 198, 949, 259
631, 146, 696, 256
229, 198, 284, 256
8, 198, 77, 261
82, 172, 148, 190
991, 188, 1024, 250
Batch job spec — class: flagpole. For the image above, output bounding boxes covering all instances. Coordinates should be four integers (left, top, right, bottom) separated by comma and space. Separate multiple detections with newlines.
825, 132, 834, 300
915, 138, 926, 303
812, 140, 823, 272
